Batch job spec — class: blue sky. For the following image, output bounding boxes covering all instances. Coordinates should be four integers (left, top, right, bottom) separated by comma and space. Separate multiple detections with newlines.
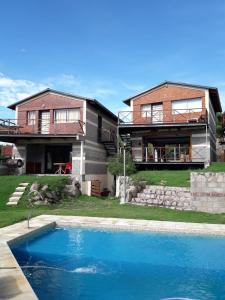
0, 0, 225, 118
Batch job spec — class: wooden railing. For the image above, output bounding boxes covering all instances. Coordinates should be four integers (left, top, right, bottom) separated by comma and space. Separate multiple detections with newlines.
118, 108, 207, 125
0, 118, 85, 135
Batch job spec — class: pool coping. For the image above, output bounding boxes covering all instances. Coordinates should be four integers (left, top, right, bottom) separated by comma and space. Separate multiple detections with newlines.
1, 215, 225, 299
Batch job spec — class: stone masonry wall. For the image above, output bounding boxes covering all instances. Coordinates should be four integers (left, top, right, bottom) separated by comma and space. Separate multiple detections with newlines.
131, 185, 194, 211
117, 172, 225, 213
191, 172, 225, 213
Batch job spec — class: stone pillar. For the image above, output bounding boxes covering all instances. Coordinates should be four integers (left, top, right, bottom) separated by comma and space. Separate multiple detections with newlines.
191, 172, 225, 213
71, 142, 85, 182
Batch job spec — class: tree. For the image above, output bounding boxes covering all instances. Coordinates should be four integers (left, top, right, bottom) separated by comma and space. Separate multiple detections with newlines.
108, 152, 136, 176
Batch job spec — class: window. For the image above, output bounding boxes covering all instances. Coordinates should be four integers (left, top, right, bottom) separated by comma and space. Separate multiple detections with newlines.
54, 108, 80, 123
27, 111, 36, 125
172, 98, 202, 114
141, 104, 152, 117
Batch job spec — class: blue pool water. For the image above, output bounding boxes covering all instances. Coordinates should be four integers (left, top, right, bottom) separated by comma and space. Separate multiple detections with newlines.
11, 227, 225, 300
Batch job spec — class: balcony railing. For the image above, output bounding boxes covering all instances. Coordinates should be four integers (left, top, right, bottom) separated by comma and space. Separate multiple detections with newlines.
118, 108, 207, 125
0, 118, 85, 135
131, 145, 206, 163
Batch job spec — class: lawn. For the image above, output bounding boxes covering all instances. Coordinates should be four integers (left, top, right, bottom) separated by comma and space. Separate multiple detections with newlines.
1, 173, 225, 228
132, 162, 225, 187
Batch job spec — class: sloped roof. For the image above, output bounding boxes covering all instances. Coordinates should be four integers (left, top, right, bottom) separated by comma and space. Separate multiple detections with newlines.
7, 88, 118, 121
123, 81, 222, 112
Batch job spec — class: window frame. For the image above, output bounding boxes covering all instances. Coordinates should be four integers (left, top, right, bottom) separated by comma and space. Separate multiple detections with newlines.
172, 98, 202, 114
54, 108, 80, 124
27, 111, 36, 125
140, 104, 152, 118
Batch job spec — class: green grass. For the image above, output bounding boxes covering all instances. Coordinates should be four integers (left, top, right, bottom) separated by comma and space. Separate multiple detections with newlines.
1, 193, 225, 228
132, 162, 225, 187
1, 165, 225, 228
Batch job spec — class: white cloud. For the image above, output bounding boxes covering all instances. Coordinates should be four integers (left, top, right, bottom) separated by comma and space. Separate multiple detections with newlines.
0, 73, 48, 106
0, 73, 119, 107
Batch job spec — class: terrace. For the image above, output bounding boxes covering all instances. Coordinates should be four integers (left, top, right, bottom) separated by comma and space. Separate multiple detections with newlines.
118, 108, 208, 127
0, 118, 85, 142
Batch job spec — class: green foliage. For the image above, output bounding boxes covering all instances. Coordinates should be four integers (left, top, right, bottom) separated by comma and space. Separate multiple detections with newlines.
108, 152, 136, 176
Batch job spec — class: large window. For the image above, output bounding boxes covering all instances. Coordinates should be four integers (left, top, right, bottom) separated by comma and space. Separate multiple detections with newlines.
140, 104, 152, 117
27, 111, 36, 125
172, 98, 202, 114
54, 108, 80, 123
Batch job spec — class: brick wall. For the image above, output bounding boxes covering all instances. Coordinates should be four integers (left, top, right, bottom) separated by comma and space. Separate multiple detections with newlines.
17, 92, 84, 135
132, 84, 206, 124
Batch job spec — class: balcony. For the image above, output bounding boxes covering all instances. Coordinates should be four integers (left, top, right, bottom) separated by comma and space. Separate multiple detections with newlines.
118, 108, 207, 126
130, 145, 206, 169
0, 118, 85, 136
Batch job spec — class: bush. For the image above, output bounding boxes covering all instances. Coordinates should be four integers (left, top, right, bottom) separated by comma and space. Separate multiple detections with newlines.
108, 152, 136, 176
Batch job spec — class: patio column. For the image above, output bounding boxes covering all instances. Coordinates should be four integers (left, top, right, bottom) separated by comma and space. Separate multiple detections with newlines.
12, 144, 27, 174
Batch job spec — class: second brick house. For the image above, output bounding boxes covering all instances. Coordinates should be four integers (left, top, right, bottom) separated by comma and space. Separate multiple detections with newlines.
118, 81, 221, 168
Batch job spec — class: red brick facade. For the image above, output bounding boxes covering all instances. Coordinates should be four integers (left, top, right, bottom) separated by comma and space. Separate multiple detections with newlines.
17, 92, 84, 134
132, 84, 206, 124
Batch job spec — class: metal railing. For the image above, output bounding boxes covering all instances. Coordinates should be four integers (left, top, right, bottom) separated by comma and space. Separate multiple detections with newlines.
118, 108, 207, 125
131, 145, 207, 163
0, 118, 85, 135
98, 128, 117, 143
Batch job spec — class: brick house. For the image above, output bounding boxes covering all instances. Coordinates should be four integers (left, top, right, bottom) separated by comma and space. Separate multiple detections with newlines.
118, 81, 222, 168
0, 88, 117, 191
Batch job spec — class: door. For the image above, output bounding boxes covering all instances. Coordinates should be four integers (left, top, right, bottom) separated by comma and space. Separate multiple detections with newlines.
152, 103, 163, 123
40, 111, 50, 134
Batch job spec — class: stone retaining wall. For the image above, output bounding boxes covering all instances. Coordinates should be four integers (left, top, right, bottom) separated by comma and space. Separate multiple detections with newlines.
117, 172, 225, 213
191, 172, 225, 213
131, 185, 194, 211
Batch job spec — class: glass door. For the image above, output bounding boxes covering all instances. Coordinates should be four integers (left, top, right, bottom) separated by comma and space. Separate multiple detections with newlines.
152, 103, 163, 123
40, 111, 50, 134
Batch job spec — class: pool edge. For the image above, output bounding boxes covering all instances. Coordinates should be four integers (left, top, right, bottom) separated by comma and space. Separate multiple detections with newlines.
1, 215, 225, 299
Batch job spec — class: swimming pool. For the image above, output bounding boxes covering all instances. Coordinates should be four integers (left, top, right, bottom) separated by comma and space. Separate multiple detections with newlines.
11, 227, 225, 300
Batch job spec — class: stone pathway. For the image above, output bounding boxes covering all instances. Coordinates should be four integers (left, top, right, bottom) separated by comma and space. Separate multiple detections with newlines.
7, 183, 29, 206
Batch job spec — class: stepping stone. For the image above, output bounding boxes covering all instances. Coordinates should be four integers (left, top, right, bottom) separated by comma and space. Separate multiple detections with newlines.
19, 183, 29, 187
7, 197, 20, 205
11, 192, 24, 197
15, 186, 26, 192
8, 197, 20, 202
7, 202, 17, 206
6, 182, 29, 206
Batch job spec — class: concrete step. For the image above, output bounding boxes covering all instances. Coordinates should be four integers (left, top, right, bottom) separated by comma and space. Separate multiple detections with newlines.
8, 196, 20, 202
6, 182, 29, 206
19, 182, 29, 187
15, 187, 26, 192
11, 192, 24, 197
6, 202, 18, 206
